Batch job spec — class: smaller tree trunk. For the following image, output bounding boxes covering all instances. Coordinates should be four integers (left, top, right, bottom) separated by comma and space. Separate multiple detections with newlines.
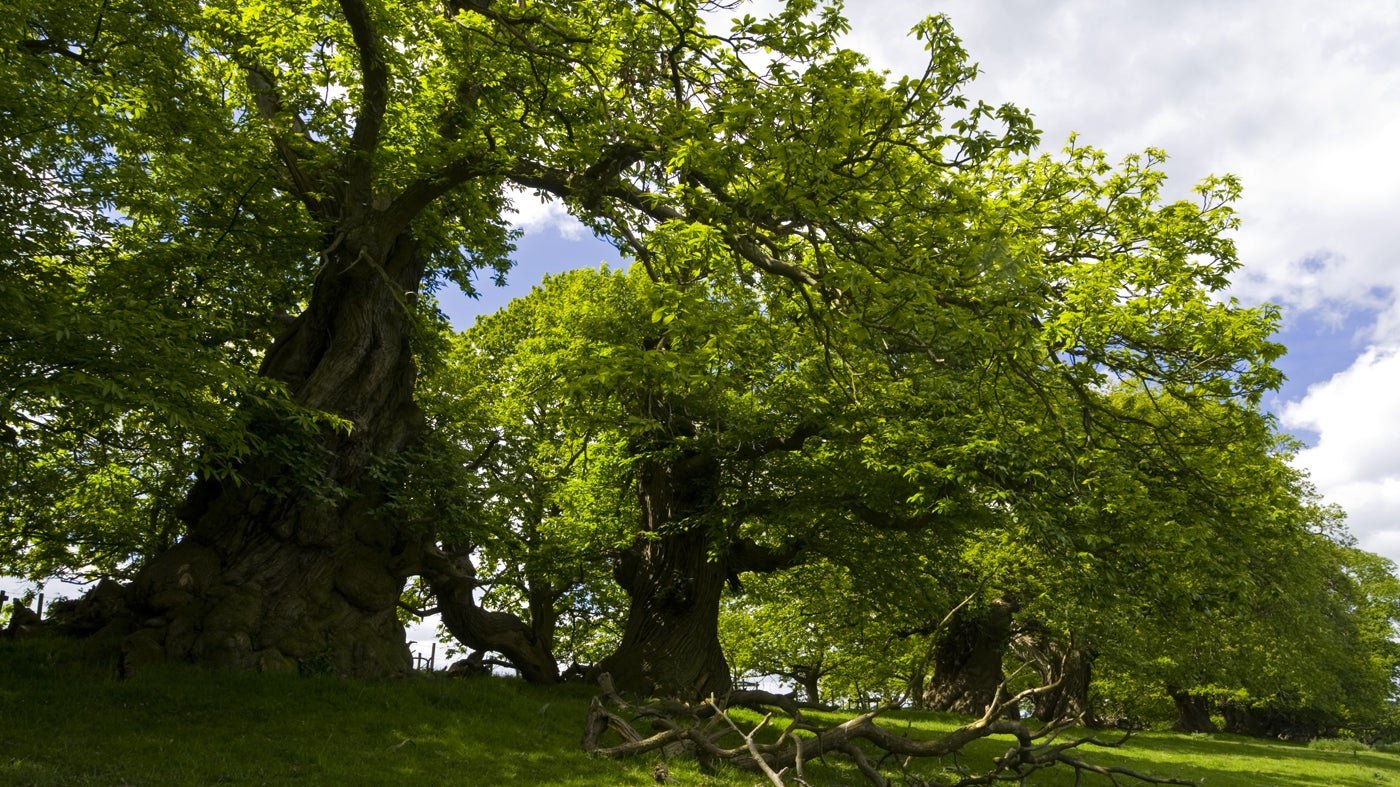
923, 597, 1017, 717
598, 525, 731, 699
1168, 688, 1218, 733
421, 544, 559, 684
597, 448, 731, 700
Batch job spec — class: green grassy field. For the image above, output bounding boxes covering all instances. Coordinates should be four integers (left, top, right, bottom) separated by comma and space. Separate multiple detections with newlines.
3, 637, 1398, 785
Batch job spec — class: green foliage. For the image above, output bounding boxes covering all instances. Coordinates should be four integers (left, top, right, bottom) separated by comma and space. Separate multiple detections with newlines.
3, 0, 1397, 748
0, 0, 346, 580
721, 560, 926, 705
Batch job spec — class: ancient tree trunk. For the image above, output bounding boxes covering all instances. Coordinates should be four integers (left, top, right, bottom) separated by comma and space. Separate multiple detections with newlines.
1168, 688, 1218, 733
598, 451, 731, 699
112, 229, 428, 676
923, 597, 1017, 716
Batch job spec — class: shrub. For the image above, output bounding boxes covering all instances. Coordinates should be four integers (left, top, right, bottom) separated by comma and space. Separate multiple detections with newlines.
1307, 737, 1371, 753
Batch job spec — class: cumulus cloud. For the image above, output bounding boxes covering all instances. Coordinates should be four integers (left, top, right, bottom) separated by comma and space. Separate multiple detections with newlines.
504, 187, 589, 240
1282, 347, 1400, 559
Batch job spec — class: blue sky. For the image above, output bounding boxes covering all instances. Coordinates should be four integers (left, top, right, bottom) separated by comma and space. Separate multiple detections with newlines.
440, 0, 1400, 565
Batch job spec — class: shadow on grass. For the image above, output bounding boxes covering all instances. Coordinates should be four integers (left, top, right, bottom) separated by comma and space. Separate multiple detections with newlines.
4, 639, 1397, 786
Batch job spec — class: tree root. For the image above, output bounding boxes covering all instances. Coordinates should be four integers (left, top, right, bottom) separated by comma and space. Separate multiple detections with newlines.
581, 673, 1196, 786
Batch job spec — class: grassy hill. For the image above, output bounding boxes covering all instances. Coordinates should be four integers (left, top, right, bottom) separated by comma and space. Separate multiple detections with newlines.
3, 637, 1398, 785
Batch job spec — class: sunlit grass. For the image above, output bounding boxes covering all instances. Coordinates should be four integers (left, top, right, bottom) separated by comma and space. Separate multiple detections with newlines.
4, 637, 1398, 785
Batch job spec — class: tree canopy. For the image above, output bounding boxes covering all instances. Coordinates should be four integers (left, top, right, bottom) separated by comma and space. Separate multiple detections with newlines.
3, 1, 1396, 775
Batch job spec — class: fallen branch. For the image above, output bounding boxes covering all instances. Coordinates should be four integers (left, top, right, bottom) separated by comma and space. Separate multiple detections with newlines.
581, 673, 1196, 786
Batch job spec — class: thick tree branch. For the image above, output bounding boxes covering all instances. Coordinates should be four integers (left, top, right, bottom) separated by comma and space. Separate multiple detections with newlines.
382, 152, 500, 233
727, 537, 805, 576
733, 422, 822, 461
338, 0, 390, 201
419, 544, 560, 684
245, 67, 329, 218
20, 38, 97, 68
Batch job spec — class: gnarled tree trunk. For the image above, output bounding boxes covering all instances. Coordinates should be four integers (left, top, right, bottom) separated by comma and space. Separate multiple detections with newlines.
113, 228, 428, 677
923, 596, 1017, 716
598, 450, 731, 699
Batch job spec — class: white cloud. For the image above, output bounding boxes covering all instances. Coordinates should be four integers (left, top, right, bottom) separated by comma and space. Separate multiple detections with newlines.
1319, 479, 1400, 561
1282, 346, 1400, 560
504, 187, 588, 240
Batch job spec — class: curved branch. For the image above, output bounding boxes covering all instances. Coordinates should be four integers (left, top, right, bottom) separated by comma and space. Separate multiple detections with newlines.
245, 67, 330, 218
382, 152, 500, 233
419, 544, 560, 684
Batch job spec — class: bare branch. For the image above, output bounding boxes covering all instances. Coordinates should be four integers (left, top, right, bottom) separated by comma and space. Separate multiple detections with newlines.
583, 673, 1193, 786
707, 700, 785, 787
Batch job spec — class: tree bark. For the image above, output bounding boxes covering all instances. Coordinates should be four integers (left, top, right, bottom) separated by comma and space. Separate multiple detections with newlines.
1013, 631, 1099, 725
112, 227, 428, 677
421, 543, 560, 684
923, 597, 1017, 716
1168, 688, 1218, 733
597, 450, 731, 699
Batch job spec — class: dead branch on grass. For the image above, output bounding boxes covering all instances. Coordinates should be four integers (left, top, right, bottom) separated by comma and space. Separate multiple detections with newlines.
581, 672, 1196, 786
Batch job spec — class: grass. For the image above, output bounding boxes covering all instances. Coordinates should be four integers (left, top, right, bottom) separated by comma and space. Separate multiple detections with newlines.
3, 637, 1399, 785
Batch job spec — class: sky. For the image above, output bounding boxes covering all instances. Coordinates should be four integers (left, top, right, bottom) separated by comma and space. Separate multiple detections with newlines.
441, 0, 1400, 568
7, 1, 1399, 650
